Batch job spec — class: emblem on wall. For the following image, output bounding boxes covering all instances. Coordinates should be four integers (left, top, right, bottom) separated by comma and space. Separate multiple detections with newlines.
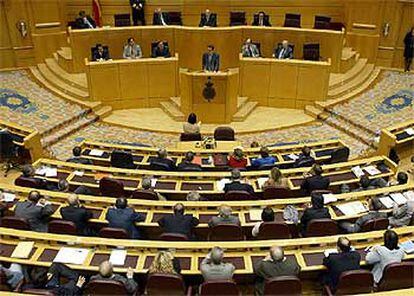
202, 76, 216, 102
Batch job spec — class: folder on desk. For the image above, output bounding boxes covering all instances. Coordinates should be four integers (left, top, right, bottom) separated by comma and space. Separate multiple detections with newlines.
109, 249, 127, 266
379, 196, 395, 209
53, 247, 89, 265
11, 241, 34, 259
89, 149, 105, 157
336, 201, 367, 216
2, 192, 16, 202
249, 209, 263, 221
400, 239, 414, 254
363, 165, 381, 176
351, 166, 365, 178
404, 127, 414, 136
322, 193, 337, 204
257, 177, 268, 188
389, 193, 407, 205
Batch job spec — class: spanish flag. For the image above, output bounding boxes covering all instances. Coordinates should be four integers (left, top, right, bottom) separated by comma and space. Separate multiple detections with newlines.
92, 0, 102, 27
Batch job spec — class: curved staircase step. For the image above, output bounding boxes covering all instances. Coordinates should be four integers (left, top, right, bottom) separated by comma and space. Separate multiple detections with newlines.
328, 64, 374, 98
160, 101, 185, 121
232, 101, 257, 121
45, 58, 87, 90
330, 58, 367, 88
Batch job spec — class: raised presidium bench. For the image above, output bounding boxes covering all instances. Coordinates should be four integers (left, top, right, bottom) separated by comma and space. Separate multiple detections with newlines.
23, 155, 397, 200
378, 119, 414, 157
0, 119, 42, 163
78, 139, 349, 171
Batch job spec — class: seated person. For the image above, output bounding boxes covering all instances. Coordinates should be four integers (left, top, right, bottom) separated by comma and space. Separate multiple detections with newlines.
60, 194, 93, 236
149, 148, 176, 170
186, 191, 201, 201
199, 9, 217, 27
251, 146, 276, 168
388, 171, 409, 186
0, 263, 24, 290
353, 175, 386, 192
250, 141, 260, 148
158, 203, 199, 238
148, 251, 181, 275
15, 190, 54, 233
183, 112, 201, 134
56, 179, 70, 192
152, 41, 171, 58
263, 167, 289, 188
141, 177, 166, 201
123, 37, 142, 59
339, 198, 387, 233
300, 164, 330, 194
75, 10, 96, 29
208, 205, 240, 227
92, 44, 110, 61
67, 146, 93, 165
273, 40, 293, 59
388, 199, 414, 227
105, 197, 145, 239
293, 146, 315, 168
224, 169, 255, 196
323, 237, 361, 292
177, 151, 202, 171
15, 164, 48, 189
300, 191, 331, 234
200, 247, 235, 282
202, 44, 220, 72
153, 8, 169, 26
252, 11, 271, 26
91, 261, 137, 294
254, 246, 301, 296
241, 38, 260, 58
366, 230, 405, 285
252, 206, 275, 237
228, 147, 248, 169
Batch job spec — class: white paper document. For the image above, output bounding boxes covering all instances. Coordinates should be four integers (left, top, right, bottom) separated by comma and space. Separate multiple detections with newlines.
404, 127, 414, 136
216, 178, 231, 191
379, 196, 395, 209
323, 193, 337, 204
150, 178, 157, 187
400, 240, 414, 254
403, 191, 414, 201
74, 170, 84, 176
45, 167, 58, 177
35, 167, 47, 176
109, 249, 127, 266
363, 165, 381, 176
257, 177, 268, 188
389, 193, 407, 205
11, 241, 34, 259
336, 201, 367, 216
324, 249, 338, 257
53, 247, 90, 265
2, 192, 16, 202
287, 153, 299, 160
351, 166, 365, 178
249, 209, 263, 221
89, 149, 105, 157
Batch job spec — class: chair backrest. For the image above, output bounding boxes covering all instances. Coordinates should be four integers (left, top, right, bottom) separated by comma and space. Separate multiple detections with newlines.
224, 190, 255, 201
335, 270, 373, 295
329, 147, 350, 164
263, 276, 302, 296
200, 280, 240, 296
110, 150, 135, 169
1, 216, 30, 230
257, 222, 292, 239
14, 176, 43, 189
48, 220, 77, 235
114, 13, 131, 27
229, 12, 246, 26
84, 279, 129, 295
168, 12, 182, 25
21, 288, 56, 296
263, 186, 292, 199
131, 189, 159, 200
149, 160, 173, 171
208, 224, 244, 241
214, 127, 235, 141
146, 273, 185, 295
159, 233, 189, 241
314, 15, 331, 29
180, 133, 202, 141
284, 13, 301, 27
0, 269, 11, 291
306, 219, 338, 237
99, 177, 125, 197
360, 217, 389, 232
377, 262, 414, 291
99, 227, 129, 239
303, 43, 320, 61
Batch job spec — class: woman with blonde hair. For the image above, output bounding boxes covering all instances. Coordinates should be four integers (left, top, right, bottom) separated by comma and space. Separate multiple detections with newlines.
263, 167, 288, 188
148, 250, 181, 275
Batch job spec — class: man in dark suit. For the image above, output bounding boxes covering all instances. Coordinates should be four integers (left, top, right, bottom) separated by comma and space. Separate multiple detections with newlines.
199, 9, 217, 27
252, 11, 271, 27
14, 164, 48, 189
67, 146, 93, 165
300, 164, 330, 194
105, 197, 145, 239
202, 45, 220, 72
224, 169, 255, 196
254, 246, 301, 296
14, 191, 54, 232
274, 40, 293, 59
130, 0, 145, 25
75, 11, 96, 29
152, 8, 169, 26
149, 148, 176, 170
300, 191, 331, 235
152, 41, 171, 58
323, 237, 361, 292
60, 194, 93, 235
158, 203, 199, 238
177, 151, 202, 171
294, 146, 315, 168
92, 44, 110, 61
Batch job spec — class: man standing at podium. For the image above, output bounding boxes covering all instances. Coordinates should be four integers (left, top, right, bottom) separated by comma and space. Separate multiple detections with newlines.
202, 45, 220, 72
130, 0, 145, 26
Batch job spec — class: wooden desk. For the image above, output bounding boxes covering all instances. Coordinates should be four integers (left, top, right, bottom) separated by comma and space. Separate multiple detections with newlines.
175, 140, 243, 150
85, 54, 179, 110
378, 119, 414, 157
69, 26, 344, 73
239, 55, 331, 108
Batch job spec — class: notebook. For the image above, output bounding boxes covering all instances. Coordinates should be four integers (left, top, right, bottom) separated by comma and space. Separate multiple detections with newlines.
11, 241, 34, 259
53, 247, 89, 265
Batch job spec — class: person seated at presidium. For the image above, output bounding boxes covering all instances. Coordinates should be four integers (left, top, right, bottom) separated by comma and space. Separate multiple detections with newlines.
300, 164, 330, 194
158, 203, 199, 239
153, 8, 169, 26
241, 38, 260, 58
300, 191, 331, 234
251, 146, 276, 168
150, 148, 176, 170
202, 45, 220, 72
75, 10, 96, 29
273, 40, 293, 59
123, 37, 142, 59
200, 247, 235, 282
252, 11, 271, 27
224, 169, 255, 196
208, 205, 240, 227
91, 261, 138, 294
152, 41, 171, 58
199, 9, 217, 27
67, 146, 93, 165
177, 151, 202, 171
183, 112, 201, 134
93, 44, 110, 61
228, 147, 248, 169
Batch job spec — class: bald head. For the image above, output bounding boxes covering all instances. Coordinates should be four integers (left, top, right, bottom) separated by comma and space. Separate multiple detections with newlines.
67, 194, 79, 206
99, 261, 113, 278
210, 246, 224, 265
270, 246, 284, 262
282, 40, 289, 48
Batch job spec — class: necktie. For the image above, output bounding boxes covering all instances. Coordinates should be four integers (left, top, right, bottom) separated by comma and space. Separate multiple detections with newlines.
279, 48, 285, 59
160, 13, 166, 26
248, 46, 253, 57
85, 18, 93, 29
259, 19, 263, 26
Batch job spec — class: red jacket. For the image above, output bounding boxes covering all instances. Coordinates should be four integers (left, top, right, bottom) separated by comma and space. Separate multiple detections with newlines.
228, 156, 247, 168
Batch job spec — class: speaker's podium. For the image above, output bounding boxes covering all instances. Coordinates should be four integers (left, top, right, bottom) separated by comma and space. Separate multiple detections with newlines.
179, 69, 239, 123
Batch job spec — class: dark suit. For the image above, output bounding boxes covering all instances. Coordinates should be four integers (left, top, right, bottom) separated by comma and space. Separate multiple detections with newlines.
153, 12, 169, 25
202, 52, 220, 71
106, 207, 145, 239
274, 46, 293, 59
199, 13, 217, 27
130, 0, 145, 25
149, 157, 176, 170
14, 176, 48, 189
300, 207, 331, 234
14, 201, 54, 232
92, 50, 110, 61
67, 156, 93, 165
293, 155, 315, 168
323, 251, 361, 291
75, 16, 96, 29
158, 213, 199, 238
300, 175, 330, 194
252, 15, 271, 27
60, 205, 93, 235
177, 161, 202, 171
224, 181, 255, 196
152, 46, 171, 58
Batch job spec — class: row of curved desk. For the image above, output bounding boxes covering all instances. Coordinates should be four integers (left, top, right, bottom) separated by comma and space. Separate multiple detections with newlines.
378, 119, 414, 157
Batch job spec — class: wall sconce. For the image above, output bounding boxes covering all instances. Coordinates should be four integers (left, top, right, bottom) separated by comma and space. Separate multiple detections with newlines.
16, 20, 28, 38
383, 23, 390, 37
